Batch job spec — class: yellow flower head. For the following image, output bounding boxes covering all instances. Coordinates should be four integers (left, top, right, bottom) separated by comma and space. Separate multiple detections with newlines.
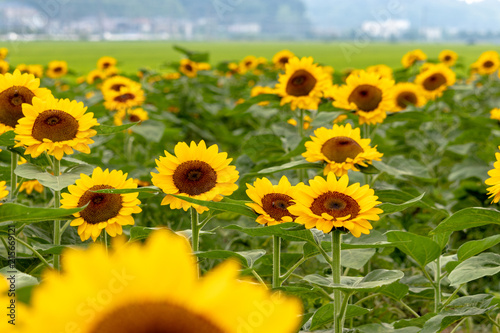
14, 96, 99, 160
246, 176, 297, 226
490, 108, 500, 121
23, 229, 303, 333
472, 50, 500, 75
275, 56, 331, 111
332, 70, 395, 125
366, 64, 393, 80
272, 50, 295, 69
86, 69, 106, 85
402, 49, 427, 68
0, 180, 8, 204
151, 140, 239, 214
414, 63, 456, 100
0, 69, 53, 132
389, 82, 427, 112
101, 75, 140, 95
163, 72, 181, 80
439, 50, 458, 67
0, 47, 8, 59
251, 85, 276, 106
19, 179, 44, 195
46, 60, 68, 78
113, 107, 149, 126
97, 56, 117, 70
0, 60, 9, 74
303, 123, 383, 177
289, 173, 383, 237
180, 58, 199, 78
485, 147, 500, 203
61, 167, 142, 241
239, 55, 260, 74
103, 84, 145, 111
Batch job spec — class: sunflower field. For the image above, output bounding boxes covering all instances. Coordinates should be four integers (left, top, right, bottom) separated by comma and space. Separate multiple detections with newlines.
1, 45, 500, 333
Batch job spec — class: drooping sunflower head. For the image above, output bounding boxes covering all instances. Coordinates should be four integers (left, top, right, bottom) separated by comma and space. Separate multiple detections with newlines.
0, 180, 8, 205
401, 49, 427, 68
472, 50, 500, 75
303, 123, 383, 177
246, 176, 297, 226
113, 107, 149, 126
0, 60, 8, 74
0, 69, 53, 131
14, 96, 99, 160
24, 229, 303, 333
389, 82, 427, 112
151, 140, 239, 214
97, 56, 117, 70
366, 64, 393, 80
103, 84, 145, 111
180, 58, 199, 78
86, 69, 106, 85
414, 63, 456, 100
289, 173, 383, 237
490, 108, 500, 121
439, 50, 458, 67
61, 167, 142, 242
101, 75, 139, 95
46, 60, 68, 78
332, 70, 395, 125
275, 56, 331, 111
272, 50, 295, 69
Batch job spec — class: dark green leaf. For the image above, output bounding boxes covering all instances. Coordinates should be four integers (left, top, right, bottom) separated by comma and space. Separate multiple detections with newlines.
233, 94, 281, 113
170, 195, 257, 219
226, 222, 317, 245
386, 231, 440, 267
196, 249, 266, 268
96, 123, 137, 135
15, 163, 94, 191
0, 204, 83, 224
448, 253, 500, 286
0, 131, 15, 147
457, 235, 500, 261
431, 207, 500, 234
378, 192, 425, 214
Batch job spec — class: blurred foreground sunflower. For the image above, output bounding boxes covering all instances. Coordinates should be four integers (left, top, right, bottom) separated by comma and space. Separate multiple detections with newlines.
151, 140, 239, 214
22, 229, 302, 333
289, 173, 382, 237
61, 167, 142, 241
490, 108, 500, 121
485, 147, 500, 203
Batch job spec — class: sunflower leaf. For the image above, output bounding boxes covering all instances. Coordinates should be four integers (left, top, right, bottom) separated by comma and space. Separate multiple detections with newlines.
226, 222, 319, 245
95, 122, 138, 135
310, 303, 371, 330
304, 269, 404, 292
0, 203, 83, 224
255, 160, 323, 176
430, 207, 500, 234
195, 249, 266, 268
170, 194, 258, 219
91, 186, 161, 194
378, 192, 425, 214
457, 234, 500, 261
448, 253, 500, 286
14, 163, 93, 191
0, 130, 15, 147
233, 94, 281, 113
385, 231, 440, 268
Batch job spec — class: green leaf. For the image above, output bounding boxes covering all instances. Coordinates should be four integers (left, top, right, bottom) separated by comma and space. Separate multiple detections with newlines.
0, 203, 84, 224
96, 123, 137, 135
241, 134, 285, 162
310, 303, 370, 330
341, 248, 376, 269
32, 243, 75, 255
356, 323, 420, 333
304, 269, 404, 292
196, 249, 266, 268
173, 45, 209, 62
92, 186, 161, 195
378, 192, 426, 214
385, 231, 440, 267
0, 130, 15, 147
131, 120, 166, 143
255, 160, 323, 176
379, 282, 409, 301
170, 195, 258, 219
15, 163, 94, 191
448, 253, 500, 286
457, 235, 500, 261
225, 222, 317, 245
420, 294, 494, 333
342, 230, 402, 249
310, 111, 343, 128
431, 207, 500, 234
233, 94, 281, 113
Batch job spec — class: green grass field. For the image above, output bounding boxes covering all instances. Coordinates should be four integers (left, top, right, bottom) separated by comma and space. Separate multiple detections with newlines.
5, 40, 498, 74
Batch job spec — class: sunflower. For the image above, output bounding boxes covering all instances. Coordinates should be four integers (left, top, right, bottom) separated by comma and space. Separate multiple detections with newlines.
0, 60, 8, 74
275, 56, 330, 111
46, 60, 68, 79
86, 69, 106, 85
19, 179, 44, 195
101, 75, 140, 95
288, 173, 382, 237
272, 50, 295, 69
401, 49, 427, 68
246, 176, 297, 226
490, 108, 500, 121
61, 167, 142, 242
0, 69, 53, 132
414, 63, 456, 100
0, 181, 8, 204
366, 64, 393, 80
472, 51, 500, 75
239, 55, 260, 74
14, 96, 99, 160
439, 50, 458, 67
113, 107, 149, 126
332, 70, 395, 125
250, 85, 276, 106
180, 58, 199, 78
151, 140, 239, 214
302, 123, 383, 177
97, 56, 117, 70
389, 82, 427, 112
163, 72, 181, 80
197, 62, 212, 71
103, 84, 145, 111
485, 148, 500, 203
0, 48, 8, 59
24, 229, 302, 333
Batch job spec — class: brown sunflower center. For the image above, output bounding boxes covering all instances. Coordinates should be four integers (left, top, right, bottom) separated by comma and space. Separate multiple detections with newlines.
53, 66, 63, 73
483, 60, 494, 68
285, 69, 317, 97
0, 86, 36, 128
31, 109, 79, 142
88, 301, 224, 333
114, 93, 135, 103
78, 185, 123, 224
110, 83, 126, 92
321, 136, 364, 163
310, 191, 360, 219
129, 114, 140, 122
348, 84, 383, 112
422, 73, 447, 91
279, 57, 289, 65
396, 91, 418, 109
102, 62, 111, 69
185, 64, 194, 72
261, 193, 296, 221
444, 55, 452, 61
173, 160, 217, 196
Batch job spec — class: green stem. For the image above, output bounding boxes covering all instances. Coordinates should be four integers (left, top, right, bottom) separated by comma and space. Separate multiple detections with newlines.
59, 220, 71, 237
354, 293, 381, 306
280, 256, 307, 284
337, 292, 352, 330
398, 300, 420, 318
190, 207, 200, 276
53, 158, 61, 271
317, 241, 333, 266
12, 235, 51, 268
10, 152, 17, 201
251, 269, 267, 288
331, 230, 343, 333
272, 235, 281, 288
299, 108, 304, 138
434, 255, 441, 313
486, 314, 500, 330
440, 283, 465, 310
449, 318, 466, 333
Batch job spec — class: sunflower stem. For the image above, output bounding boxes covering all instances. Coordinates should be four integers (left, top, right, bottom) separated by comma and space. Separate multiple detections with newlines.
190, 207, 200, 277
434, 254, 442, 313
11, 235, 51, 268
299, 108, 305, 138
331, 230, 343, 333
272, 235, 281, 288
10, 151, 17, 201
53, 157, 61, 271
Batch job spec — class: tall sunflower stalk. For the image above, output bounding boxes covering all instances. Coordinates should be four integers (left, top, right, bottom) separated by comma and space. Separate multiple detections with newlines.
53, 157, 61, 270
